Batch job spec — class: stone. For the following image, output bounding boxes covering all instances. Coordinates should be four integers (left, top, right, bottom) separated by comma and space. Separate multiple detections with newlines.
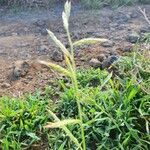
51, 50, 63, 62
101, 55, 118, 69
38, 45, 48, 52
122, 45, 133, 52
10, 61, 30, 81
140, 26, 150, 33
41, 28, 48, 36
113, 13, 131, 23
126, 33, 140, 43
129, 12, 138, 18
89, 58, 102, 68
1, 83, 11, 88
97, 54, 106, 62
109, 23, 119, 28
34, 19, 47, 27
37, 45, 48, 55
101, 40, 114, 47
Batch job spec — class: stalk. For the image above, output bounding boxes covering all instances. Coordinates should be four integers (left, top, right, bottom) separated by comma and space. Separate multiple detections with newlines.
66, 22, 86, 150
72, 73, 86, 150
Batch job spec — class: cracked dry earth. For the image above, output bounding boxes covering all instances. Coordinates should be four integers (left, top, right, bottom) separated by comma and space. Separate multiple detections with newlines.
0, 4, 150, 97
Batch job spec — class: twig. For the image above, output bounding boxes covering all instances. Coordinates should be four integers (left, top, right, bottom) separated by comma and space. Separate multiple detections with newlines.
139, 7, 150, 26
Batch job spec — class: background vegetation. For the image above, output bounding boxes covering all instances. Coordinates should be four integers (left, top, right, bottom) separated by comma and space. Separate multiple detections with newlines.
0, 0, 150, 8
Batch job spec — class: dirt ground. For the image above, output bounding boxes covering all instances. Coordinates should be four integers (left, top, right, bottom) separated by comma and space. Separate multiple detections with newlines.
0, 4, 150, 97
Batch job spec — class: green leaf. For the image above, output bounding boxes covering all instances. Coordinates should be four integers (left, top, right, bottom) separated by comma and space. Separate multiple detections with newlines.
122, 134, 130, 146
127, 87, 138, 101
26, 132, 40, 140
46, 110, 82, 149
58, 140, 66, 150
100, 72, 112, 90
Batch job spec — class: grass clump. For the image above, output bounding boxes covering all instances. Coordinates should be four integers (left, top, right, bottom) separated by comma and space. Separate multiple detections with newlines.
49, 65, 150, 150
0, 92, 53, 150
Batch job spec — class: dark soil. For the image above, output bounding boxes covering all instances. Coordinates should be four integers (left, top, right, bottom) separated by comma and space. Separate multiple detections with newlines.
0, 4, 150, 96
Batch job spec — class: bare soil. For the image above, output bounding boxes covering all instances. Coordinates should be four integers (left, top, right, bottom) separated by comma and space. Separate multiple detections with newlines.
0, 4, 150, 97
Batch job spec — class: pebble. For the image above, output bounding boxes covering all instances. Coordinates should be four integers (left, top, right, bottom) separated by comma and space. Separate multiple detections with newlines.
97, 54, 106, 62
89, 58, 102, 68
140, 26, 150, 33
126, 33, 140, 43
122, 45, 133, 52
10, 61, 30, 81
1, 83, 11, 88
101, 40, 114, 47
101, 55, 118, 69
129, 12, 138, 18
113, 13, 131, 23
37, 45, 48, 55
34, 19, 47, 27
50, 50, 63, 62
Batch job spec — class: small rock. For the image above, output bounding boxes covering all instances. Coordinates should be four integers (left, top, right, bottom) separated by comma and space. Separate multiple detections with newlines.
37, 45, 48, 54
51, 50, 63, 62
101, 55, 118, 69
140, 26, 150, 33
97, 54, 106, 62
101, 40, 114, 47
39, 45, 48, 51
1, 83, 11, 88
113, 13, 131, 23
12, 32, 18, 36
126, 33, 140, 43
109, 23, 119, 28
10, 61, 30, 81
89, 58, 102, 68
129, 12, 138, 18
34, 19, 47, 27
27, 75, 33, 80
41, 28, 47, 36
123, 45, 133, 52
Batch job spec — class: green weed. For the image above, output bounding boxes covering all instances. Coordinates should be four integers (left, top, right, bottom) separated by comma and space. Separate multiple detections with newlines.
0, 91, 53, 150
48, 58, 149, 149
40, 1, 108, 149
40, 1, 150, 149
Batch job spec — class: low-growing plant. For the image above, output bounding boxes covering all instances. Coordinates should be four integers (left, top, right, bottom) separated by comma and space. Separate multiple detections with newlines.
142, 33, 150, 43
39, 1, 108, 150
0, 92, 53, 150
48, 66, 150, 149
39, 1, 150, 149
